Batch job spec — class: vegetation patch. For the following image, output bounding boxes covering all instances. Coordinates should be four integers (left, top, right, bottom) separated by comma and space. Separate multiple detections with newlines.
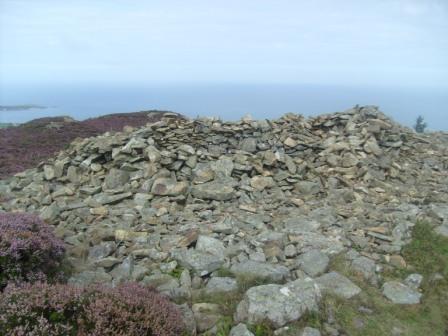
0, 111, 183, 179
325, 221, 448, 336
0, 212, 65, 289
0, 281, 185, 336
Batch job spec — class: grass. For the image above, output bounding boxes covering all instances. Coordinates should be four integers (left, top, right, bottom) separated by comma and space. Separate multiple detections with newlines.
193, 222, 448, 335
325, 221, 448, 336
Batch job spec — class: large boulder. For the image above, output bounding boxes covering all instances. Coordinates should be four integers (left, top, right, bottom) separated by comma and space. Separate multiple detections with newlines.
235, 278, 321, 328
315, 272, 361, 299
382, 281, 422, 304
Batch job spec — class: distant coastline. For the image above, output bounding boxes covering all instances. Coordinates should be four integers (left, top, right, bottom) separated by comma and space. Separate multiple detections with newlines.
0, 104, 47, 111
0, 122, 19, 128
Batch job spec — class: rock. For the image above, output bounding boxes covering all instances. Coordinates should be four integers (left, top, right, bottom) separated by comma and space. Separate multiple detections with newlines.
142, 273, 179, 292
301, 327, 321, 336
110, 256, 134, 284
104, 168, 129, 189
114, 229, 148, 242
284, 244, 297, 258
88, 242, 116, 260
350, 256, 376, 281
296, 250, 329, 277
382, 281, 422, 304
284, 137, 298, 147
94, 192, 133, 205
196, 235, 226, 258
192, 303, 222, 332
205, 277, 238, 296
283, 216, 321, 233
404, 273, 423, 290
235, 278, 321, 328
177, 303, 197, 336
145, 145, 161, 162
229, 323, 255, 336
151, 177, 188, 196
231, 260, 290, 283
250, 176, 275, 191
43, 165, 55, 180
191, 181, 235, 200
240, 138, 257, 153
193, 163, 215, 184
315, 272, 361, 299
174, 249, 224, 276
39, 202, 60, 222
435, 224, 448, 237
68, 269, 112, 286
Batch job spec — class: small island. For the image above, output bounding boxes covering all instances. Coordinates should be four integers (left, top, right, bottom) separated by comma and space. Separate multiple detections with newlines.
0, 104, 47, 111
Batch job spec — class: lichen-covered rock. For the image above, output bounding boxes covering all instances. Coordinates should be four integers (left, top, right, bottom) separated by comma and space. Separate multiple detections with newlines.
315, 272, 361, 299
230, 260, 290, 283
235, 278, 321, 328
382, 281, 422, 304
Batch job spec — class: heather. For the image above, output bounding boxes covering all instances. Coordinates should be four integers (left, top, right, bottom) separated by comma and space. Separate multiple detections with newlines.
0, 212, 65, 289
0, 111, 182, 179
0, 281, 185, 336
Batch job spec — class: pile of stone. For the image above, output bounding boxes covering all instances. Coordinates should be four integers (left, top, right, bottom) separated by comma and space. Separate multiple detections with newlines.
1, 106, 447, 335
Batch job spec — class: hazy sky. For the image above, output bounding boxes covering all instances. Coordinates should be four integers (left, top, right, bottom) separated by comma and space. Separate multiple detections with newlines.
0, 0, 447, 87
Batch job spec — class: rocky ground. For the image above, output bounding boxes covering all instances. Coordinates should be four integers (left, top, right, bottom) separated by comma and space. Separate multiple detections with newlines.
0, 110, 183, 178
1, 106, 447, 335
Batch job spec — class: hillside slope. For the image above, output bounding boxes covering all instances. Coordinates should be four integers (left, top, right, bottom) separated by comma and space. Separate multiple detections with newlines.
1, 106, 447, 335
0, 110, 184, 178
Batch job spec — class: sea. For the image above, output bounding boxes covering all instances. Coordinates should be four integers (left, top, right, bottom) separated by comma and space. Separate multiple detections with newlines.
1, 83, 447, 130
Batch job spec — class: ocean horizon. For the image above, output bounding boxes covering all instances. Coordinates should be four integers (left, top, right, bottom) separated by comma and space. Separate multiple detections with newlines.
1, 83, 447, 130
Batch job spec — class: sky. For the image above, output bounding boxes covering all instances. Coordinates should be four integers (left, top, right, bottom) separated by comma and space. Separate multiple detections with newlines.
1, 0, 447, 87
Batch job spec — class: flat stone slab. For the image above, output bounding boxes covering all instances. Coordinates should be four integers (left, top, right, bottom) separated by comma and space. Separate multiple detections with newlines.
235, 278, 321, 328
230, 260, 290, 283
382, 281, 422, 304
315, 271, 361, 299
296, 249, 329, 277
174, 249, 224, 276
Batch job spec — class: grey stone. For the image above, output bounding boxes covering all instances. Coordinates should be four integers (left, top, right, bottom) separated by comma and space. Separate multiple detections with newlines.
240, 138, 257, 153
229, 323, 255, 336
151, 177, 188, 196
94, 192, 133, 205
351, 256, 376, 281
68, 269, 112, 286
39, 202, 60, 222
88, 242, 116, 260
250, 176, 275, 191
301, 327, 321, 336
382, 281, 422, 304
231, 260, 290, 283
142, 273, 179, 292
283, 217, 321, 233
296, 250, 329, 277
192, 303, 222, 332
104, 168, 130, 189
177, 303, 197, 336
174, 249, 224, 276
205, 277, 238, 295
235, 278, 321, 328
404, 273, 423, 290
191, 181, 235, 200
110, 256, 134, 284
435, 223, 448, 237
196, 235, 226, 258
315, 272, 361, 299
